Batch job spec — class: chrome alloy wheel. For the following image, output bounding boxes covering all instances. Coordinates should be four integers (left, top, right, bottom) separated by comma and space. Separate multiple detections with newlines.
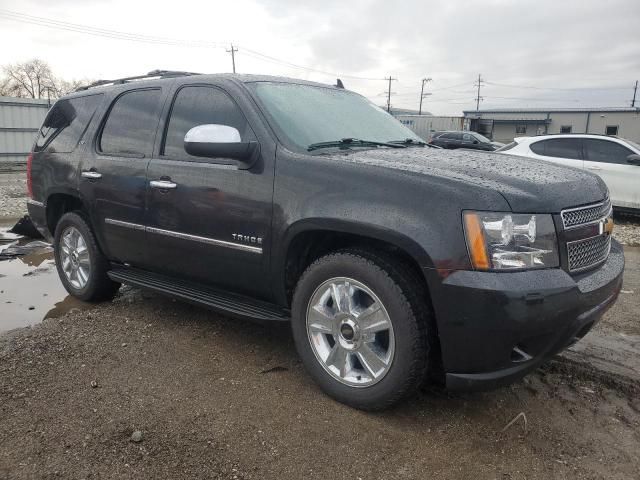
59, 226, 91, 289
306, 277, 395, 387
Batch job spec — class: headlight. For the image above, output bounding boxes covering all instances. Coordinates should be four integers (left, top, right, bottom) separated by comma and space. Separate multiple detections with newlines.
463, 211, 559, 270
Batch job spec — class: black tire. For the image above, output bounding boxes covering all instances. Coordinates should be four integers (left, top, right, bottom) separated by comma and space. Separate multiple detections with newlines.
291, 249, 429, 411
53, 211, 120, 302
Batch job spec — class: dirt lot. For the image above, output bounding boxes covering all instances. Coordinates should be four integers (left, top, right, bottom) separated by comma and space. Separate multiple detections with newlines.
1, 172, 640, 479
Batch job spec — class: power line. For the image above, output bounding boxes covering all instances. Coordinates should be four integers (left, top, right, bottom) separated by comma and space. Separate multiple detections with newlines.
484, 80, 631, 91
0, 8, 387, 82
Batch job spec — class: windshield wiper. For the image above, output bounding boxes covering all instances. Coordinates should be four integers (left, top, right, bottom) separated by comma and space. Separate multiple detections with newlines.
388, 138, 442, 148
307, 138, 406, 151
388, 138, 427, 146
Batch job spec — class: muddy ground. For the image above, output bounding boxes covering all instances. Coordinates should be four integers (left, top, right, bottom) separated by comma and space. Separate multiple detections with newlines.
1, 172, 640, 479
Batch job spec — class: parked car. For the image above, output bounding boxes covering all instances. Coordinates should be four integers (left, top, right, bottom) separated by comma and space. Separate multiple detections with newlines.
429, 130, 497, 151
497, 134, 640, 212
27, 71, 623, 410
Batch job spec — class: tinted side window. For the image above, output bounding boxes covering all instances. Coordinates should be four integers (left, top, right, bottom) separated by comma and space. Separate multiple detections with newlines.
533, 138, 582, 160
163, 86, 251, 158
100, 89, 162, 156
35, 94, 103, 153
462, 133, 473, 141
583, 139, 634, 165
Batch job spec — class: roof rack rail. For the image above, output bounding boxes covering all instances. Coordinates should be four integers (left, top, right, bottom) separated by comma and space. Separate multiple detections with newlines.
76, 70, 202, 91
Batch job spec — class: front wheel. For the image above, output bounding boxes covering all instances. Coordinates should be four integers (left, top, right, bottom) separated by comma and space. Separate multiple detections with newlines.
54, 211, 120, 302
291, 250, 429, 410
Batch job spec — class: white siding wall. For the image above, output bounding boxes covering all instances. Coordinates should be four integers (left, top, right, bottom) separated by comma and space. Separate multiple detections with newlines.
467, 110, 640, 144
586, 111, 640, 140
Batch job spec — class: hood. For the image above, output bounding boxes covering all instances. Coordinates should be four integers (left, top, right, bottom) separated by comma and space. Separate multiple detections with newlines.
321, 147, 607, 213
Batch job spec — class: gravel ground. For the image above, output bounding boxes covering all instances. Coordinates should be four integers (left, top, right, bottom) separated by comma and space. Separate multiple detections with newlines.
1, 289, 639, 480
0, 173, 28, 220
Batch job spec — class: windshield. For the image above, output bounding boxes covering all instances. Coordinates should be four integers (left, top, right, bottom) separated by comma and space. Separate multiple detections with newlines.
249, 82, 422, 151
472, 132, 492, 143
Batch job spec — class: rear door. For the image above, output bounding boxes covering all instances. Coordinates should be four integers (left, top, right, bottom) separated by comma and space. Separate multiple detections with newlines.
79, 86, 166, 266
583, 138, 639, 208
143, 82, 274, 298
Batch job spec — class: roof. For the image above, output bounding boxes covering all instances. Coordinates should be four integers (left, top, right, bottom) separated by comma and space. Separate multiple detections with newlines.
76, 70, 341, 93
464, 107, 640, 115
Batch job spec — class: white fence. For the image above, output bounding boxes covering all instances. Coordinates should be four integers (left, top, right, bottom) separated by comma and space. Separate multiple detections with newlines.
0, 96, 49, 171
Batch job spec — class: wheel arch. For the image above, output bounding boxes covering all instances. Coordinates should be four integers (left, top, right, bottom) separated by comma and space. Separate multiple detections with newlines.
275, 218, 436, 307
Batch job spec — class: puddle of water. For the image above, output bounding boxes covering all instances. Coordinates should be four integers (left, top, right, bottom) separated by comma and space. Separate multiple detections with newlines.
0, 218, 91, 334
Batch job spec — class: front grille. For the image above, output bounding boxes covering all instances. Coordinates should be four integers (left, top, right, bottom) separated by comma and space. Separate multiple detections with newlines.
567, 234, 611, 272
561, 199, 611, 228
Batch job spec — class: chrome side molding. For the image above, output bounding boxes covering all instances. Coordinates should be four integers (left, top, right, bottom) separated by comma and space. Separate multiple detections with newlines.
105, 218, 262, 254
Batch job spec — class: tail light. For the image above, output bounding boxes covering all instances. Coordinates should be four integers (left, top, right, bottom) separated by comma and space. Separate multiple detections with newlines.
26, 152, 34, 199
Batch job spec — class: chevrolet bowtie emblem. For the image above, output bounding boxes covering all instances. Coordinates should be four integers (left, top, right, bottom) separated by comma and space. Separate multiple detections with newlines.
600, 217, 614, 236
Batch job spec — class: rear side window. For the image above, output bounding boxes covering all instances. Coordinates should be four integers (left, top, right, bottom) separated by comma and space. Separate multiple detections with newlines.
583, 139, 633, 165
35, 94, 103, 153
99, 89, 162, 156
530, 138, 582, 160
162, 86, 251, 158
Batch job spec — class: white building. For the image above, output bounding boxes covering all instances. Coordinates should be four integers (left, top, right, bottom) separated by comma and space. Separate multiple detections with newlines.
464, 107, 640, 144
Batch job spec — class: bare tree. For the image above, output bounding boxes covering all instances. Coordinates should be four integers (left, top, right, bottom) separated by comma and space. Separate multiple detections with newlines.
0, 59, 90, 99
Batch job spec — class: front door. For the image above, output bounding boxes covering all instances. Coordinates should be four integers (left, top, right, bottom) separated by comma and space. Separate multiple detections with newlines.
79, 87, 165, 266
582, 138, 640, 208
144, 84, 274, 299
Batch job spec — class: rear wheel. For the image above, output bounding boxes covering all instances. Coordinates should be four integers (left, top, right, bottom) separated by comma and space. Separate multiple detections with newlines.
291, 250, 429, 410
54, 211, 120, 301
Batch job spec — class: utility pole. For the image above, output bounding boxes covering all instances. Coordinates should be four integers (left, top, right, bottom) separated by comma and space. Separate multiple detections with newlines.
419, 77, 432, 115
226, 44, 238, 73
385, 76, 397, 113
632, 80, 638, 108
474, 74, 484, 111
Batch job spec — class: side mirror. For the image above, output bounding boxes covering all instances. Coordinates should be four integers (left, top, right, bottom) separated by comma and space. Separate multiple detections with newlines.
472, 140, 479, 144
627, 154, 640, 166
184, 124, 258, 168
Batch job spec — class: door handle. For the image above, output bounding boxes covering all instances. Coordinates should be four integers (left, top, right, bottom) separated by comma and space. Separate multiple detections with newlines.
586, 166, 602, 171
150, 180, 177, 189
81, 170, 102, 179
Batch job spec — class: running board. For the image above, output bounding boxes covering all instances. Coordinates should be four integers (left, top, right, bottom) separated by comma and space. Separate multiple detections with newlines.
107, 266, 290, 322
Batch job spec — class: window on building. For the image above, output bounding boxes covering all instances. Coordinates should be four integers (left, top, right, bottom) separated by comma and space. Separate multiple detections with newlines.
99, 89, 162, 157
515, 125, 527, 135
605, 125, 619, 136
560, 125, 572, 134
530, 138, 582, 160
583, 139, 633, 165
35, 94, 103, 153
163, 86, 252, 159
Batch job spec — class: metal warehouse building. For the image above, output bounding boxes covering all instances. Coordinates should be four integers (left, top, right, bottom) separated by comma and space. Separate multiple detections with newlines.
464, 107, 640, 144
0, 96, 49, 170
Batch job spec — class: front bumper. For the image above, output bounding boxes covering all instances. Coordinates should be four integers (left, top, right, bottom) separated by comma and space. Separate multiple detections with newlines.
428, 239, 624, 392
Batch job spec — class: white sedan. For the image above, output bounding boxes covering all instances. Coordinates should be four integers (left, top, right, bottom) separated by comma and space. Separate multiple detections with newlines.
498, 134, 640, 212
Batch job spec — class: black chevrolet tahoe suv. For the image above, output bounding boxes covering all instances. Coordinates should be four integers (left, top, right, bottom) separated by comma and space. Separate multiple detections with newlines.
26, 70, 624, 410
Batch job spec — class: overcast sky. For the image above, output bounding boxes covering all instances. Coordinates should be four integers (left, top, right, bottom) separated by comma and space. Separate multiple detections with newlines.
1, 0, 639, 115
